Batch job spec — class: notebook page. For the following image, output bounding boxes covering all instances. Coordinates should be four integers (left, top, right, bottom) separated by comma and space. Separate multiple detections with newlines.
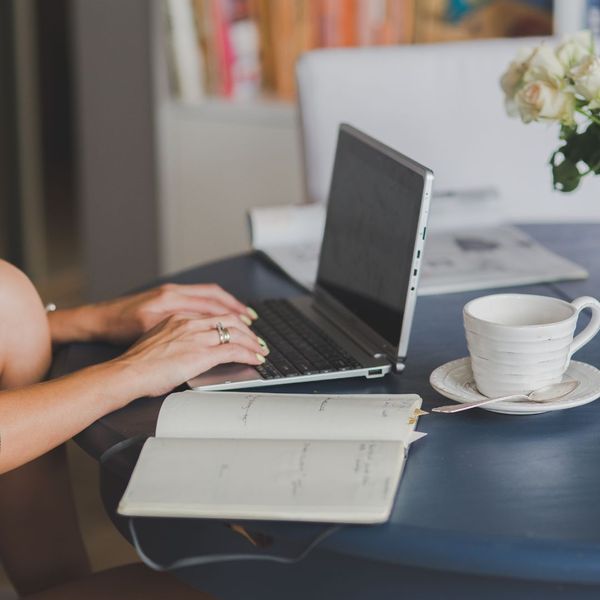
156, 391, 422, 442
118, 437, 405, 523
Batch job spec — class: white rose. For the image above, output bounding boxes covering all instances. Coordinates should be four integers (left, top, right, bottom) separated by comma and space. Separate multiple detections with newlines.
556, 30, 595, 69
523, 45, 565, 87
500, 47, 534, 100
571, 55, 600, 107
515, 81, 575, 124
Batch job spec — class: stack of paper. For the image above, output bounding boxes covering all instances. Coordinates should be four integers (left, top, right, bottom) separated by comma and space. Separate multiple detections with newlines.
248, 190, 587, 295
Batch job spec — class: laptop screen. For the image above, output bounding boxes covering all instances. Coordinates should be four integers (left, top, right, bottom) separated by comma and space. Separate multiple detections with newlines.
316, 126, 425, 348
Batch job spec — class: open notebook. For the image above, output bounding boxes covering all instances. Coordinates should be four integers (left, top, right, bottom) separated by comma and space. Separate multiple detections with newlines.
118, 391, 425, 524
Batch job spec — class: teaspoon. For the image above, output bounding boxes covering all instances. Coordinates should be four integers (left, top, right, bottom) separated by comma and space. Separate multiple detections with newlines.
433, 380, 580, 414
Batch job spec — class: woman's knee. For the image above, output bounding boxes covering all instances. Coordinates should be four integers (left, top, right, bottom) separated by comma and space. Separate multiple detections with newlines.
0, 260, 51, 389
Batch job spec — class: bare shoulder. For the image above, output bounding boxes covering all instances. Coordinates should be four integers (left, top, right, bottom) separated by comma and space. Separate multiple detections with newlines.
0, 259, 30, 283
0, 260, 51, 387
0, 260, 42, 309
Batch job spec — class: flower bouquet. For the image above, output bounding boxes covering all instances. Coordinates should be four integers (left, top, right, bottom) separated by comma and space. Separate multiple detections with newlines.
501, 32, 600, 192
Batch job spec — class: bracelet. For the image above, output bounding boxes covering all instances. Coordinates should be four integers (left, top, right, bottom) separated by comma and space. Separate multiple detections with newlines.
45, 303, 57, 313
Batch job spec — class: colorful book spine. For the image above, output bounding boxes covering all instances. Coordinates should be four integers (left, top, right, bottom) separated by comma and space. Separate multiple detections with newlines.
180, 0, 420, 101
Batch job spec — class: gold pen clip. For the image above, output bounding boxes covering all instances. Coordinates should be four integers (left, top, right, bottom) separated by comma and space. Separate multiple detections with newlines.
228, 524, 259, 547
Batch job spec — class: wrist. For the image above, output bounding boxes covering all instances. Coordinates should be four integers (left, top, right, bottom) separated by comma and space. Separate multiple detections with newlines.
48, 304, 108, 345
106, 354, 157, 401
83, 359, 145, 411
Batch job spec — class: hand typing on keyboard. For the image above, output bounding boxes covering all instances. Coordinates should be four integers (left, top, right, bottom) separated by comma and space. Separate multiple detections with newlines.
250, 300, 361, 379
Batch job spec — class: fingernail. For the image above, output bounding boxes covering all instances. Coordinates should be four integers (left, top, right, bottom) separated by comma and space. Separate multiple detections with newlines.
257, 337, 270, 354
240, 314, 252, 326
256, 353, 266, 363
247, 306, 258, 320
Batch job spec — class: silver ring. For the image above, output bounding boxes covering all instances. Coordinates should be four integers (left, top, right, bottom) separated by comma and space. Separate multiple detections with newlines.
216, 322, 231, 344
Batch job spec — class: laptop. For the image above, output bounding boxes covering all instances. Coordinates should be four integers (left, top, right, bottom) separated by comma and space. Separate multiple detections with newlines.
188, 124, 433, 391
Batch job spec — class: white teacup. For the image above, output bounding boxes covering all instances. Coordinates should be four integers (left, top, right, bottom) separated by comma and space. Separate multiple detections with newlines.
463, 294, 600, 398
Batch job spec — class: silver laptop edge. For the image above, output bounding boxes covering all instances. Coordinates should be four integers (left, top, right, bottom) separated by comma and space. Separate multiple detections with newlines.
311, 125, 433, 370
189, 124, 433, 391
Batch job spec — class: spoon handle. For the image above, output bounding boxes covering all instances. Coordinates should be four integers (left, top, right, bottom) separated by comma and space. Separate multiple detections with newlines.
433, 393, 528, 414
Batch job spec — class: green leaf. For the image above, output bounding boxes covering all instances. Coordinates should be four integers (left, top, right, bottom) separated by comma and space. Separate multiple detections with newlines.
556, 123, 600, 171
550, 152, 581, 192
560, 123, 577, 140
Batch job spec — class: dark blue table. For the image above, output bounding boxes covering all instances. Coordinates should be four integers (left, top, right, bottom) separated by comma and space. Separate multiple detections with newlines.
54, 224, 600, 599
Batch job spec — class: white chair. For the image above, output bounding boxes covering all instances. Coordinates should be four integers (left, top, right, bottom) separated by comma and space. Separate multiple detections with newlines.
296, 38, 600, 222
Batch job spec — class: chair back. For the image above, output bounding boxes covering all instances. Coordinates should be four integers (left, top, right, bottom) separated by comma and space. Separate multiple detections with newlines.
296, 38, 600, 221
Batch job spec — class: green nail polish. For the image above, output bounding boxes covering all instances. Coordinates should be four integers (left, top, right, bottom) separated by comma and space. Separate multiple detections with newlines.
256, 353, 266, 363
247, 306, 258, 320
240, 314, 252, 326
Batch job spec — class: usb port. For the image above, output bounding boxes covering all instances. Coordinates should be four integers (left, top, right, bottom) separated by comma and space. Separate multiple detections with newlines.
367, 368, 383, 377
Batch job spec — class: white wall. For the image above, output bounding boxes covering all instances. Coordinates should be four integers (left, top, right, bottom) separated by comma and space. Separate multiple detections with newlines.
156, 101, 303, 275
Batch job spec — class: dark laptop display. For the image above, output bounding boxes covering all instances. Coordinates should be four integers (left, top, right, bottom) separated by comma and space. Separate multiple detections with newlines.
317, 126, 426, 347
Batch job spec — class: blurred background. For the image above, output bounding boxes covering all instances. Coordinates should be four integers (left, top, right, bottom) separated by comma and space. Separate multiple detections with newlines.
0, 0, 594, 595
2, 0, 565, 306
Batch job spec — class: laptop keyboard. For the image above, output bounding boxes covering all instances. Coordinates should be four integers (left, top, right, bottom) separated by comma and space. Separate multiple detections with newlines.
250, 299, 362, 380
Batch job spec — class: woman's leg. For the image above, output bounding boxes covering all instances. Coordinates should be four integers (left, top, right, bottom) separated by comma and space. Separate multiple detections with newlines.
24, 563, 215, 599
0, 261, 91, 595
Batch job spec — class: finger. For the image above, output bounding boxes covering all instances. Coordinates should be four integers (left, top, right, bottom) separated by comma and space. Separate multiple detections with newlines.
163, 314, 262, 347
202, 343, 266, 371
175, 284, 249, 315
194, 314, 257, 338
202, 326, 267, 355
156, 294, 233, 319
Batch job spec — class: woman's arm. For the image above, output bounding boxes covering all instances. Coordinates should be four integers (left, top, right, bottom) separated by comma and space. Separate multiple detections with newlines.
0, 313, 267, 474
47, 283, 258, 345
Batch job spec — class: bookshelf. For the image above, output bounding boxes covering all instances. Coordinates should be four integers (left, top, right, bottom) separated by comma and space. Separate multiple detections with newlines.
153, 2, 304, 275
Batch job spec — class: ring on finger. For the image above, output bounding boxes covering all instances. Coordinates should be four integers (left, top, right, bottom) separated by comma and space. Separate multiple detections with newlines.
215, 321, 231, 345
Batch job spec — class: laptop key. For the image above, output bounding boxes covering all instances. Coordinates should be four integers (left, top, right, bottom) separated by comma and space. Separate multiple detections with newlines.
267, 351, 300, 377
256, 363, 281, 379
250, 299, 366, 380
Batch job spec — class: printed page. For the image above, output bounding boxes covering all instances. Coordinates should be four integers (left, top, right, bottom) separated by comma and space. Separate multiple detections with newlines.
425, 187, 504, 231
156, 391, 422, 442
248, 203, 326, 248
259, 242, 321, 290
249, 189, 502, 291
118, 437, 405, 523
257, 224, 587, 296
419, 224, 588, 295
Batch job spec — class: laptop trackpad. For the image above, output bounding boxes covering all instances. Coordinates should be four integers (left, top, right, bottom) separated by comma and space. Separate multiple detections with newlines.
187, 363, 259, 389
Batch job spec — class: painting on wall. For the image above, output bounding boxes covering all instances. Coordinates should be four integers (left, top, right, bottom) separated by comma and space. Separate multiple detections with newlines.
414, 0, 554, 43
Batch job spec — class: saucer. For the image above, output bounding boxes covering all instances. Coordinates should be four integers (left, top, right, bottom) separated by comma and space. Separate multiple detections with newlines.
430, 357, 600, 415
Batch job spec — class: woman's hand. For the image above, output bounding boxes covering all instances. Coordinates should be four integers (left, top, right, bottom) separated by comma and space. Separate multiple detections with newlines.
113, 313, 268, 398
48, 283, 258, 345
0, 312, 268, 473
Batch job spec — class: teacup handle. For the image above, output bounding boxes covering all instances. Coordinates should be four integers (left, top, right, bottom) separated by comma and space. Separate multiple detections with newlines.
569, 296, 600, 359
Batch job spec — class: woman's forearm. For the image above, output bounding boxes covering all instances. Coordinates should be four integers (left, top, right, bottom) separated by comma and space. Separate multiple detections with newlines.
10, 307, 266, 475
47, 305, 105, 345
0, 359, 136, 474
46, 283, 257, 346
